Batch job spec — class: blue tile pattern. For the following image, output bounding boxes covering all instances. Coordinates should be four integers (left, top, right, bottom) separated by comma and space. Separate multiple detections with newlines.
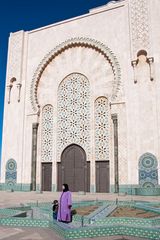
5, 159, 17, 189
139, 153, 158, 187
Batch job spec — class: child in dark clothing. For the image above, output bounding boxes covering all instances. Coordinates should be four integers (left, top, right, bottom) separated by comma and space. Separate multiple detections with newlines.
52, 200, 58, 220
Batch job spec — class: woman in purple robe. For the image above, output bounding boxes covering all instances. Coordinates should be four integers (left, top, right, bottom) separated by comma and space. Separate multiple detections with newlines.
57, 183, 72, 223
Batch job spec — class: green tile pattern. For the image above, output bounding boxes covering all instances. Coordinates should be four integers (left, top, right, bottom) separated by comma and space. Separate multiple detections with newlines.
90, 185, 95, 193
110, 184, 160, 196
0, 208, 22, 218
1, 183, 160, 195
52, 184, 56, 192
0, 183, 31, 191
0, 217, 49, 228
0, 200, 160, 239
136, 187, 160, 196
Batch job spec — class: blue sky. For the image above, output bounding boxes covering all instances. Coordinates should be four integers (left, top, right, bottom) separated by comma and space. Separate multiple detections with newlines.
0, 0, 110, 163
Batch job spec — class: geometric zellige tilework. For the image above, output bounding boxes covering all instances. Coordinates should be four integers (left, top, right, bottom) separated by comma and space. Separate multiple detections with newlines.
5, 159, 17, 187
95, 97, 109, 160
57, 73, 90, 161
139, 152, 158, 187
41, 105, 53, 162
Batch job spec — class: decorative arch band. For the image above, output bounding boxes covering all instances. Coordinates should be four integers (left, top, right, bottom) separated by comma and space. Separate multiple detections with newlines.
30, 37, 121, 112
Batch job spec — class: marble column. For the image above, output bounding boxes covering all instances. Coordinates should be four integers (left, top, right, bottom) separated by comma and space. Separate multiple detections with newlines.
31, 123, 39, 191
112, 114, 119, 193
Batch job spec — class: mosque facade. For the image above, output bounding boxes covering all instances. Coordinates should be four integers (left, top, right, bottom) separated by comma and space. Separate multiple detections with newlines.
1, 0, 160, 195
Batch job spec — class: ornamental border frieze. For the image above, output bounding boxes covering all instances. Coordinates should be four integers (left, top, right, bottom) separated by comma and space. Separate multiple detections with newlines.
30, 37, 121, 113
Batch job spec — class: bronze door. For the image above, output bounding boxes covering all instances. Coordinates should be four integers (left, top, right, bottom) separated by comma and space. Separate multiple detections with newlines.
96, 161, 109, 193
41, 163, 52, 191
57, 144, 90, 192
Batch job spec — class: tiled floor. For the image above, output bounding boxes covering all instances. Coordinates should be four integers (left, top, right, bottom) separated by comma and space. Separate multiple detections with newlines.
0, 227, 149, 240
0, 191, 159, 240
0, 226, 62, 240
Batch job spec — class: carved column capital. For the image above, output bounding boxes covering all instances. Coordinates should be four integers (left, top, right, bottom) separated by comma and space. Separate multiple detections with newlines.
7, 83, 13, 88
111, 114, 118, 122
16, 83, 22, 88
131, 60, 138, 84
16, 83, 22, 102
111, 113, 119, 193
147, 57, 154, 81
131, 55, 154, 83
7, 84, 13, 104
31, 122, 39, 191
131, 60, 137, 67
147, 57, 154, 64
32, 122, 39, 129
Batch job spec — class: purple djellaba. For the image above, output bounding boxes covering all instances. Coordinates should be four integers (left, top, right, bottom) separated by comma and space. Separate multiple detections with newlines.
57, 183, 72, 223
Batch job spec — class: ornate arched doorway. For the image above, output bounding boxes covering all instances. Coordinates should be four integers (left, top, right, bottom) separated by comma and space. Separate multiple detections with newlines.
57, 144, 90, 192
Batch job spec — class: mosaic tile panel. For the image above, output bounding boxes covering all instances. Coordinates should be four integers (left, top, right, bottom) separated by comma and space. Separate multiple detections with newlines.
0, 218, 49, 228
41, 105, 53, 162
57, 73, 90, 161
139, 153, 158, 187
95, 97, 109, 160
5, 159, 17, 188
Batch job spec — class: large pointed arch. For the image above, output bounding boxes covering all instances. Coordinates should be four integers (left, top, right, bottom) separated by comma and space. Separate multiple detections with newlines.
57, 144, 90, 192
30, 37, 121, 113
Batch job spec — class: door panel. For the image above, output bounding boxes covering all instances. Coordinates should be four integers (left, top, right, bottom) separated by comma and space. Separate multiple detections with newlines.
96, 161, 109, 193
41, 163, 52, 191
57, 144, 90, 192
